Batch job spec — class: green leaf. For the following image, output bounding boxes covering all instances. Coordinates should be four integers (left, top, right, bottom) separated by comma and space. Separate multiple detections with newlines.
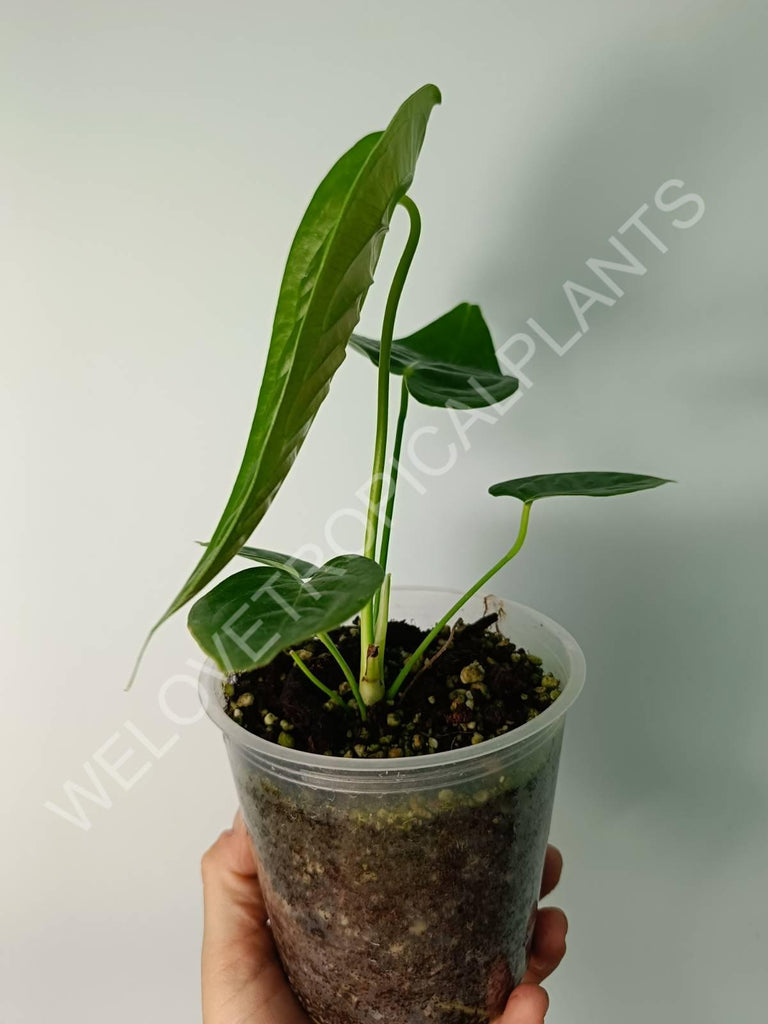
197, 541, 320, 579
187, 555, 384, 674
403, 362, 518, 407
145, 86, 440, 640
489, 471, 673, 503
350, 303, 518, 408
236, 546, 319, 578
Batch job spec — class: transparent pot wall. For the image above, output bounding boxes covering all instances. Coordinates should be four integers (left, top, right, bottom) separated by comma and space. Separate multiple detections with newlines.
201, 589, 586, 1024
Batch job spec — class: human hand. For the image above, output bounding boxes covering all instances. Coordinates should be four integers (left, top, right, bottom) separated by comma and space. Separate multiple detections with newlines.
201, 813, 567, 1024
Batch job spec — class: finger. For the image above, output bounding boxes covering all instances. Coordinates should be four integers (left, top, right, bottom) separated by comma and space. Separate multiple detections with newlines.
200, 818, 271, 955
201, 821, 305, 1024
496, 983, 549, 1023
539, 845, 562, 899
523, 907, 568, 984
228, 809, 260, 876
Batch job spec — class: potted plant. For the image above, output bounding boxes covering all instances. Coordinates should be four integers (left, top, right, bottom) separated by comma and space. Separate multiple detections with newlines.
131, 84, 669, 1023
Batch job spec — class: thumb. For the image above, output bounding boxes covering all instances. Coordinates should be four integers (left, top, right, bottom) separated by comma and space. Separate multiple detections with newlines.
202, 812, 308, 1024
201, 812, 274, 957
495, 983, 550, 1024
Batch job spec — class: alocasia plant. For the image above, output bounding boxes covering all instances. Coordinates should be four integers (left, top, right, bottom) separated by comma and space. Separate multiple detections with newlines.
130, 83, 670, 715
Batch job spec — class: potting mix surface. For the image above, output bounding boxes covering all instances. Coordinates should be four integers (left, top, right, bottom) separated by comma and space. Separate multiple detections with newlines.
224, 613, 562, 757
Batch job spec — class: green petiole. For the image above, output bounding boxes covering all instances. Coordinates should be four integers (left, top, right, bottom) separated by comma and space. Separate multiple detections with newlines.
359, 195, 422, 682
386, 502, 533, 700
289, 650, 347, 708
317, 631, 366, 719
360, 573, 391, 706
377, 379, 410, 578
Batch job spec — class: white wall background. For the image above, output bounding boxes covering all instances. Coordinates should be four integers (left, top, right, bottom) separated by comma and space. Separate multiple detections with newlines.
4, 2, 767, 1022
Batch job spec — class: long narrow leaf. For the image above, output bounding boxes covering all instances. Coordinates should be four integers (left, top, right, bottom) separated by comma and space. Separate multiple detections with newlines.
130, 85, 441, 683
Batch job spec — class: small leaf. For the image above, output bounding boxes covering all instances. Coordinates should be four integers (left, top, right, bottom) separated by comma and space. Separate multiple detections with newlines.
351, 303, 518, 408
187, 555, 384, 674
353, 303, 500, 373
403, 362, 518, 407
489, 471, 673, 503
154, 85, 440, 629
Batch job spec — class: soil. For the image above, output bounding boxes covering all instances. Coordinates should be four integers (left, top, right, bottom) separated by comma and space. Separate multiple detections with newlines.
233, 724, 562, 1023
223, 613, 562, 757
221, 613, 567, 1023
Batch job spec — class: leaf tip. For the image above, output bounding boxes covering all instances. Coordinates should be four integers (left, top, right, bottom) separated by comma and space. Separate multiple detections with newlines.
125, 629, 155, 692
487, 482, 507, 497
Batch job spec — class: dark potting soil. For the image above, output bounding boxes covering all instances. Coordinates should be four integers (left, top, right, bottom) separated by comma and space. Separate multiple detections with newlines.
223, 613, 562, 757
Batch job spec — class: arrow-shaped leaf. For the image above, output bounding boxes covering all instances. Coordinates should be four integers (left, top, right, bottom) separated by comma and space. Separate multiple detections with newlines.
188, 555, 384, 674
351, 303, 518, 407
489, 471, 673, 503
131, 85, 440, 681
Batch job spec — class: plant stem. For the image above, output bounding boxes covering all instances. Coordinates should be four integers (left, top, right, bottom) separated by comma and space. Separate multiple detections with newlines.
361, 573, 391, 706
317, 631, 366, 719
377, 379, 410, 576
359, 195, 422, 677
386, 502, 533, 700
289, 650, 347, 708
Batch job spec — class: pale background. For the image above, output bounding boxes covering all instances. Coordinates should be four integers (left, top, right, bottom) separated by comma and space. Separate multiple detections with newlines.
3, 2, 767, 1022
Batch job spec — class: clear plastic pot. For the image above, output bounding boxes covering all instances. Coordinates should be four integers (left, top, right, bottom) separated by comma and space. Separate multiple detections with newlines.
200, 588, 586, 1024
